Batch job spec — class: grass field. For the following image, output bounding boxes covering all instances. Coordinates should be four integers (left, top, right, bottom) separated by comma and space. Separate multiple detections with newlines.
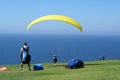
0, 60, 120, 80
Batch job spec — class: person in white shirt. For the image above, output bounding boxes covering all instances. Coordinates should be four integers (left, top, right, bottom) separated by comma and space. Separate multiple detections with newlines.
19, 42, 31, 71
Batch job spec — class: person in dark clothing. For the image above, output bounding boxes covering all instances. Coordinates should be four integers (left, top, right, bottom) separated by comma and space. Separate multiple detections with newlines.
52, 55, 57, 63
19, 42, 31, 71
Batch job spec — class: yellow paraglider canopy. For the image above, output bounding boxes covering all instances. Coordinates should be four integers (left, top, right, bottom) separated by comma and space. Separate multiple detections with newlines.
26, 14, 82, 32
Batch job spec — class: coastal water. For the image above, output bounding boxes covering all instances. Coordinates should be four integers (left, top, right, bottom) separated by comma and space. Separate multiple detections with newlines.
0, 34, 120, 65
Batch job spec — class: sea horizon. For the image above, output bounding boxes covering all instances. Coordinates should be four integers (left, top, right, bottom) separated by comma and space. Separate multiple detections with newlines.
0, 34, 120, 65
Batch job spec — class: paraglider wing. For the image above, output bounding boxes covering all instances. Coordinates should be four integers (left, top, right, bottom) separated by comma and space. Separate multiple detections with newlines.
26, 15, 82, 32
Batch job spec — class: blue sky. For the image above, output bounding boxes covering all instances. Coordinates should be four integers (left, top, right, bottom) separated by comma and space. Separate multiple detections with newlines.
0, 0, 120, 35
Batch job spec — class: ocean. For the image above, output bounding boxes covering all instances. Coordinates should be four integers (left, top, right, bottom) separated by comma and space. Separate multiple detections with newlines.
0, 34, 120, 65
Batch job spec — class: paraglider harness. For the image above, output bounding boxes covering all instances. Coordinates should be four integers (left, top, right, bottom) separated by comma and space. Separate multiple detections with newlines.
65, 59, 84, 69
21, 47, 31, 64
